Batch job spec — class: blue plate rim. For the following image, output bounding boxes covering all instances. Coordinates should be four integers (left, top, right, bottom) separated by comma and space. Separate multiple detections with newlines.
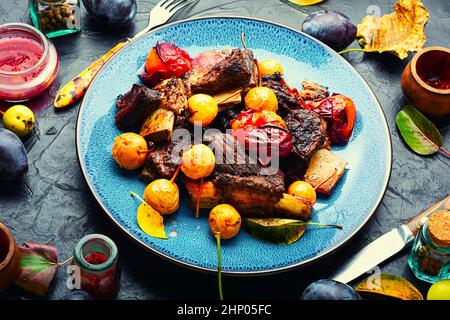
75, 15, 393, 276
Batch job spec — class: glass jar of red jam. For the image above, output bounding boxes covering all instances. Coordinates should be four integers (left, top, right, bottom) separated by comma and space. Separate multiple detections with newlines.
0, 23, 59, 101
72, 234, 121, 299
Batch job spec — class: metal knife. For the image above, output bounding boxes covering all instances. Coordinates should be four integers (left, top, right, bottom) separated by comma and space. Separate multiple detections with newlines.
329, 195, 450, 284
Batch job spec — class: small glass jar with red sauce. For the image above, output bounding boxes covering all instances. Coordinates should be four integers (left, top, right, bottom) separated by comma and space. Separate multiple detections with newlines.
0, 23, 59, 101
73, 234, 121, 299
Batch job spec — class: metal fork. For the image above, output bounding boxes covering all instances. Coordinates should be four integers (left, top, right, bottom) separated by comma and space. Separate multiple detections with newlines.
134, 0, 199, 39
54, 0, 199, 108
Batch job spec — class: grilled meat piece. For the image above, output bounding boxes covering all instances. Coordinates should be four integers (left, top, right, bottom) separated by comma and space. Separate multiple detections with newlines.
153, 78, 190, 115
280, 154, 308, 182
205, 132, 285, 197
140, 78, 190, 142
282, 109, 329, 180
205, 132, 260, 176
298, 80, 329, 102
183, 131, 309, 218
212, 172, 285, 196
183, 177, 310, 218
140, 108, 175, 143
115, 84, 161, 131
212, 106, 243, 131
262, 72, 305, 117
174, 112, 189, 129
188, 49, 258, 94
140, 140, 183, 181
285, 109, 329, 162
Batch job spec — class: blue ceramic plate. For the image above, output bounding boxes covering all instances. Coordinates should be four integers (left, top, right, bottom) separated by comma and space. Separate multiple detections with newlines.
77, 17, 391, 274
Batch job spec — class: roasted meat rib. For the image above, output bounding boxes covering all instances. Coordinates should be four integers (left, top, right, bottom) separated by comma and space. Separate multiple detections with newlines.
285, 109, 329, 162
282, 109, 329, 180
139, 78, 190, 142
140, 140, 183, 182
115, 84, 161, 131
188, 49, 258, 94
205, 132, 286, 214
262, 72, 305, 116
212, 172, 285, 196
152, 78, 190, 115
206, 132, 261, 176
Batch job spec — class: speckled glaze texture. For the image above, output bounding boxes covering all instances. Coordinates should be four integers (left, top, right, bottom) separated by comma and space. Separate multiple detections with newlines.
77, 17, 391, 273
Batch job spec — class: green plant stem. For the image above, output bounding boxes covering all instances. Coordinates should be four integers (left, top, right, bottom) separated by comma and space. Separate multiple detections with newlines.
338, 48, 365, 55
130, 191, 147, 205
216, 233, 224, 301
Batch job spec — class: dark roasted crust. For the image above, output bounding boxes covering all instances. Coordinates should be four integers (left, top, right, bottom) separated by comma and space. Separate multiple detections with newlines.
212, 171, 285, 195
280, 154, 308, 183
153, 78, 190, 115
115, 84, 161, 131
262, 72, 305, 117
206, 132, 285, 197
212, 106, 243, 131
140, 141, 182, 180
298, 80, 329, 102
189, 49, 257, 94
285, 109, 328, 162
205, 132, 261, 176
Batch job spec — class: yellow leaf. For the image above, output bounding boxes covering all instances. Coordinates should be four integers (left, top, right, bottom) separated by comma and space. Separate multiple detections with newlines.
357, 0, 429, 59
137, 203, 168, 239
287, 0, 325, 6
356, 273, 423, 300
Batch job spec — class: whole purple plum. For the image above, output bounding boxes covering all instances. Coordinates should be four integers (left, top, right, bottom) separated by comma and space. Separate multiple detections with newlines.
302, 11, 357, 52
0, 128, 28, 181
82, 0, 137, 27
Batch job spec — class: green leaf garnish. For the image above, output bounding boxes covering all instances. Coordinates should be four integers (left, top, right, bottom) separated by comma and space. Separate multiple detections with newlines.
396, 105, 449, 156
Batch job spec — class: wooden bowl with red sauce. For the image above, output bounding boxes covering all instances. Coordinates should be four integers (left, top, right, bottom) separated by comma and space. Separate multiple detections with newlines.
401, 46, 450, 118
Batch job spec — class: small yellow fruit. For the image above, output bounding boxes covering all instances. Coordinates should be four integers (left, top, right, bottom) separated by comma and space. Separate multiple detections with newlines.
245, 87, 278, 112
427, 280, 450, 300
287, 0, 325, 6
111, 132, 148, 170
2, 105, 35, 137
187, 94, 218, 126
287, 181, 317, 205
143, 179, 179, 215
181, 144, 216, 180
258, 58, 284, 76
209, 204, 241, 239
